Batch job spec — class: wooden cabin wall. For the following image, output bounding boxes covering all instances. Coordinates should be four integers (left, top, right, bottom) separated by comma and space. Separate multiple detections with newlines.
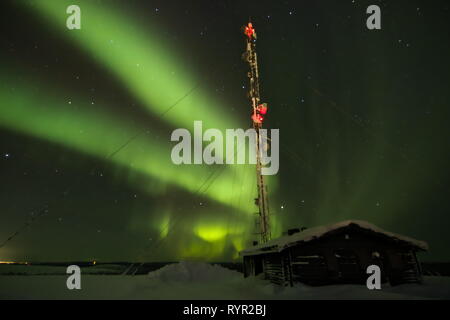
262, 253, 286, 286
287, 230, 423, 285
243, 256, 252, 277
243, 229, 423, 286
283, 251, 293, 287
288, 245, 330, 285
312, 232, 404, 284
385, 249, 422, 284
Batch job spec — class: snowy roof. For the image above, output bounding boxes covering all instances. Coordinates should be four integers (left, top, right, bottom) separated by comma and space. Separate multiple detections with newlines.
240, 220, 428, 256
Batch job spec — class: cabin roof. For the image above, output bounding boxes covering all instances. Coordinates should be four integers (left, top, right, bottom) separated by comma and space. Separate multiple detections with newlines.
240, 220, 428, 256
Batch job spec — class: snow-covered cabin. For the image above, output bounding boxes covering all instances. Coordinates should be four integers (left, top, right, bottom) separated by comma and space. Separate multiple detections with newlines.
240, 220, 428, 286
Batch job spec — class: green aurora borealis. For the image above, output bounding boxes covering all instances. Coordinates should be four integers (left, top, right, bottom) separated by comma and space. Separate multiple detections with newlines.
1, 0, 450, 262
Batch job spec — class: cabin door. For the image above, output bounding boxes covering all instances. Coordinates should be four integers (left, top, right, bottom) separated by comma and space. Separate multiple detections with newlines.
254, 256, 263, 275
335, 249, 363, 283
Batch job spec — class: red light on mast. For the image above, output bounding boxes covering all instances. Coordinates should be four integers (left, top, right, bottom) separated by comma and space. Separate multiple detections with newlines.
252, 103, 268, 124
251, 113, 264, 124
244, 22, 255, 39
258, 103, 268, 115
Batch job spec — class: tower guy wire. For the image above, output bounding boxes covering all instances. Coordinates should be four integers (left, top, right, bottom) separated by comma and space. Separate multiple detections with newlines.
0, 83, 201, 251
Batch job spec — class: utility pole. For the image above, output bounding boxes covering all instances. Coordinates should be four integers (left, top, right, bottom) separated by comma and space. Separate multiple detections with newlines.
242, 22, 271, 244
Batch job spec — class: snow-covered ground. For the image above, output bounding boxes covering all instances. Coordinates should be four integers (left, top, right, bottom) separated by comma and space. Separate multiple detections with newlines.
0, 261, 449, 300
0, 264, 125, 276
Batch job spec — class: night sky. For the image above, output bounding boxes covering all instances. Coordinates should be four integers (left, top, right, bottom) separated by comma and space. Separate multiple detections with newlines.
1, 0, 449, 262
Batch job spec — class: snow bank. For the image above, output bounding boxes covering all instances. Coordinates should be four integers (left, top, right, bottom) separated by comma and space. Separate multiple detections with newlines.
147, 261, 239, 283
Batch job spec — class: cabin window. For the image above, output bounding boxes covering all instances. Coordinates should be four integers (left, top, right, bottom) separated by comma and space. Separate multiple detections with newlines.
335, 249, 358, 264
292, 254, 326, 265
